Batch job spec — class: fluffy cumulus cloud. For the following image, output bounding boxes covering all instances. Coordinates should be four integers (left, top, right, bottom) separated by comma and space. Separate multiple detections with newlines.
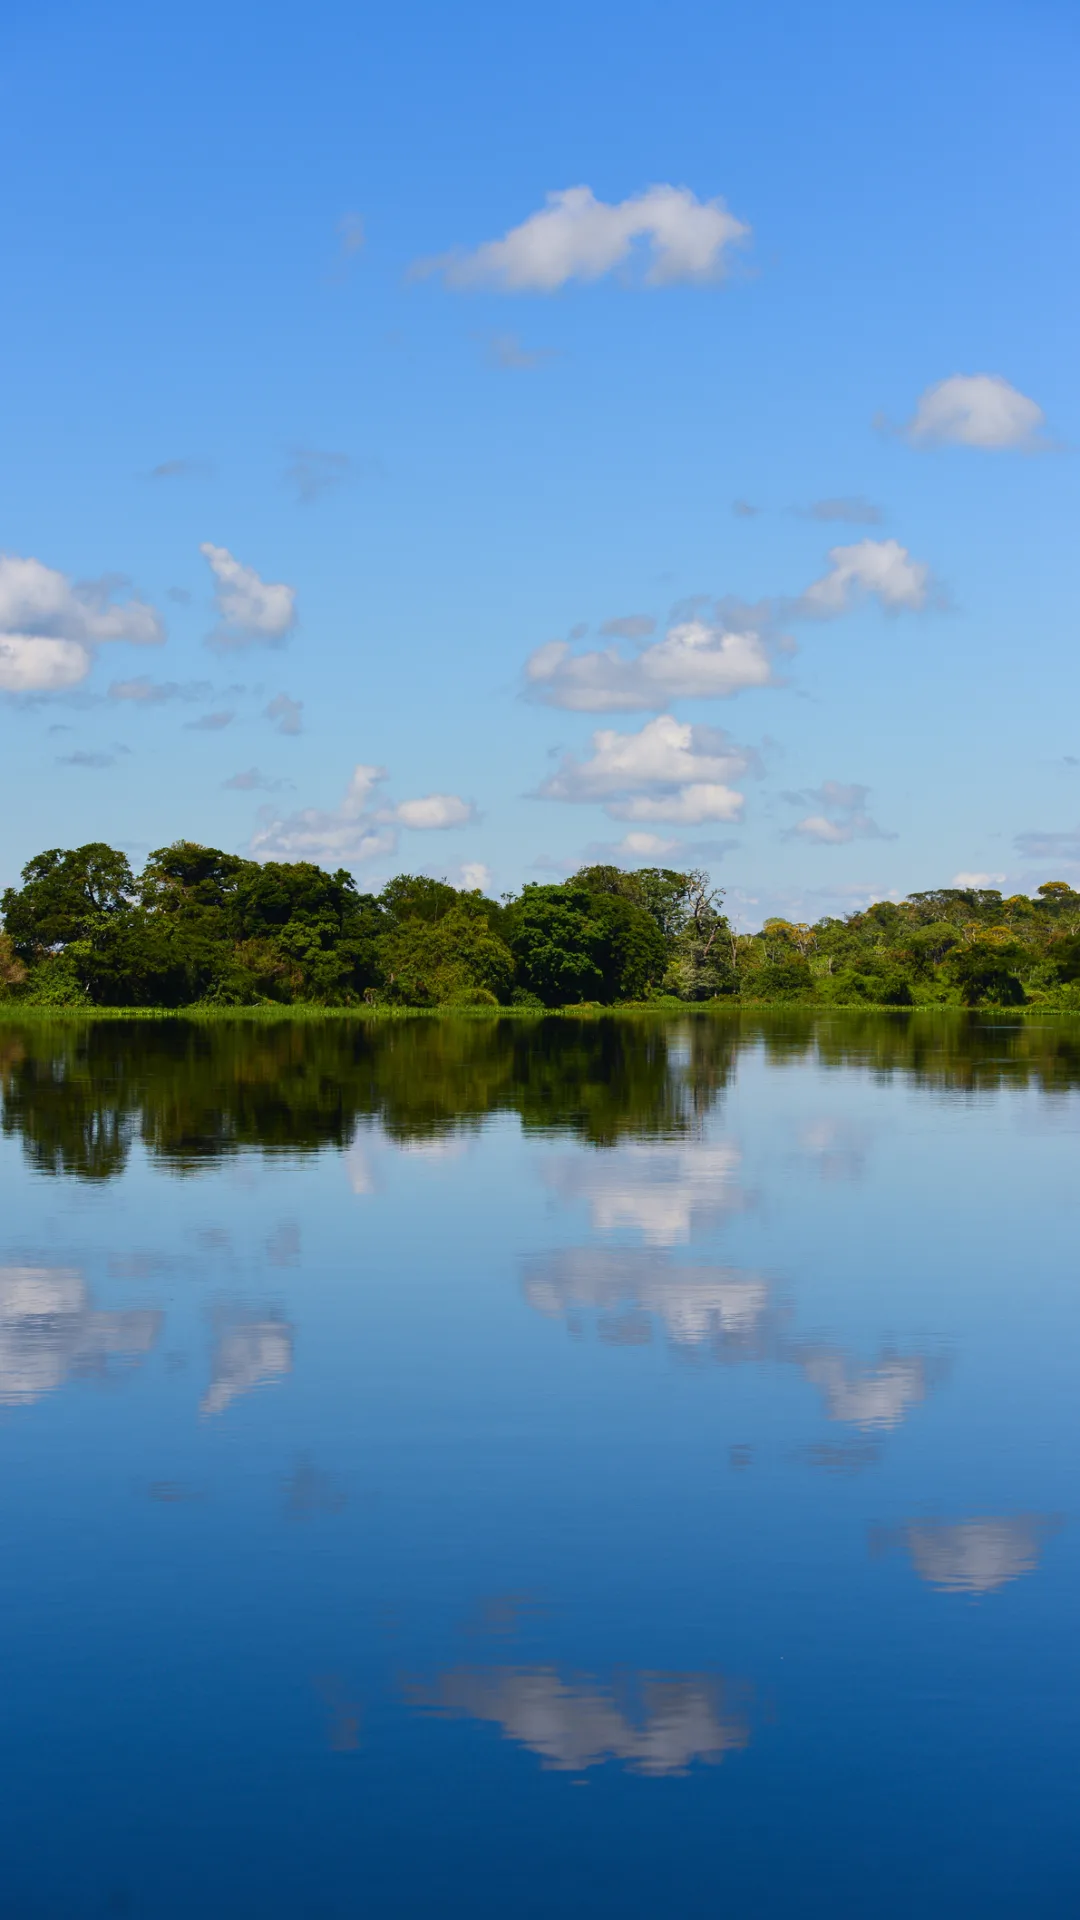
0, 553, 163, 693
903, 373, 1047, 450
458, 861, 493, 892
200, 543, 296, 650
538, 714, 752, 825
798, 539, 931, 617
421, 184, 749, 292
527, 611, 776, 712
785, 781, 893, 845
390, 793, 476, 829
614, 831, 682, 858
251, 765, 396, 865
250, 764, 475, 867
952, 870, 1005, 888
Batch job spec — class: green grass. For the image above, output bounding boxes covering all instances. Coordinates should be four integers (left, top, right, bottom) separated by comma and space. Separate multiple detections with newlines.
1, 999, 1078, 1023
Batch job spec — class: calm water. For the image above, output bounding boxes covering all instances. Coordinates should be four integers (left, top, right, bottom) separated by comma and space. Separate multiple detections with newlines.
1, 1012, 1078, 1918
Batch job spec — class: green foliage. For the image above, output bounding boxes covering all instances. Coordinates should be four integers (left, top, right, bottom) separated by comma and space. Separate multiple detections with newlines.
378, 905, 514, 1006
5, 839, 1080, 1009
504, 886, 607, 1005
2, 843, 135, 956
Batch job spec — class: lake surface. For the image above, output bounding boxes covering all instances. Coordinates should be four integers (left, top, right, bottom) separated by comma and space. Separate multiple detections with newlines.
1, 1011, 1078, 1918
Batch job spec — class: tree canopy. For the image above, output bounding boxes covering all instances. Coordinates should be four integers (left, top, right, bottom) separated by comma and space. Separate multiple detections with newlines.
3, 841, 1080, 1009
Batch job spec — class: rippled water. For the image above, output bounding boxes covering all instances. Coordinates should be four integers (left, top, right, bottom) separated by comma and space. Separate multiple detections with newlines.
1, 1012, 1077, 1916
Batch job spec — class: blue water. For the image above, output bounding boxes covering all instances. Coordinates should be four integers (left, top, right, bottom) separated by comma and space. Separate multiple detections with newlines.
0, 1014, 1077, 1916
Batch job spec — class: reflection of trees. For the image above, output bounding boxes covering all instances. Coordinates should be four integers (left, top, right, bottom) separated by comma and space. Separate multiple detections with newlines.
404, 1666, 749, 1775
201, 1306, 293, 1416
0, 1265, 161, 1405
4, 1009, 1079, 1183
0, 1016, 735, 1179
523, 1248, 944, 1433
879, 1515, 1062, 1594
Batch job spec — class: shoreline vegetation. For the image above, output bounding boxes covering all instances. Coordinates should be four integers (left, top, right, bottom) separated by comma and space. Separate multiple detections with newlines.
3, 839, 1080, 1016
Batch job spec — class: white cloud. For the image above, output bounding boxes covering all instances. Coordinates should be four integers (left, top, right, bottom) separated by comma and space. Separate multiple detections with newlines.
251, 763, 397, 866
952, 870, 1005, 888
798, 539, 931, 617
613, 785, 741, 825
527, 615, 775, 712
904, 373, 1046, 450
538, 714, 751, 824
390, 793, 476, 830
0, 553, 164, 693
200, 543, 296, 649
615, 831, 681, 858
421, 184, 749, 293
459, 861, 493, 892
250, 765, 474, 866
265, 690, 303, 735
0, 636, 92, 692
785, 780, 893, 845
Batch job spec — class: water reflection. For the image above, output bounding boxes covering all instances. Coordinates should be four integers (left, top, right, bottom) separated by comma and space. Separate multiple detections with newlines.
200, 1306, 294, 1416
797, 1117, 871, 1183
795, 1347, 941, 1430
405, 1667, 749, 1775
0, 1264, 161, 1406
523, 1249, 943, 1432
542, 1140, 744, 1245
879, 1516, 1062, 1594
524, 1249, 769, 1350
4, 1010, 1080, 1178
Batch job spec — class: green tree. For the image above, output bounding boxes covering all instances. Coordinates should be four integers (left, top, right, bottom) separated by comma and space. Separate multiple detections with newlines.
2, 843, 135, 957
378, 904, 514, 1005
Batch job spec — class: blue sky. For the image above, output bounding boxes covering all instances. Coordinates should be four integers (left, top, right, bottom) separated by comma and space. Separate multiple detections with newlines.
1, 0, 1077, 922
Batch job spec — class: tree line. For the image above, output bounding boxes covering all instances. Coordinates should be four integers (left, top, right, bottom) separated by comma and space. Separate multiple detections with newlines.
2, 838, 1080, 1009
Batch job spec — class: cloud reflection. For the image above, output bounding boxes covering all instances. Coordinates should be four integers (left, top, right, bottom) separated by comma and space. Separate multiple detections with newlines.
543, 1140, 744, 1246
0, 1265, 161, 1406
405, 1666, 749, 1774
523, 1248, 944, 1433
201, 1306, 293, 1415
524, 1248, 769, 1352
795, 1348, 939, 1431
898, 1515, 1061, 1594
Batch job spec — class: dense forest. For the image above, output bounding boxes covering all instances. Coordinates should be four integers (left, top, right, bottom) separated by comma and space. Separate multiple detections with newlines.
2, 839, 1080, 1010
